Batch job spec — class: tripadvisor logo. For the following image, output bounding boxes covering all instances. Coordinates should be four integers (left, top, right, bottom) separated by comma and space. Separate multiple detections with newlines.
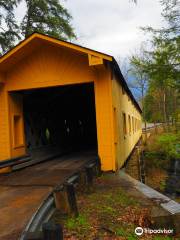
135, 227, 143, 236
135, 227, 174, 236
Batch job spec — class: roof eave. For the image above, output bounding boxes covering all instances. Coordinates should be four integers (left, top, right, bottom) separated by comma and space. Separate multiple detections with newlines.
0, 32, 113, 66
112, 58, 142, 114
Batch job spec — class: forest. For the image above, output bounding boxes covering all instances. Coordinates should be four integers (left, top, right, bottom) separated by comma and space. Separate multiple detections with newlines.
127, 0, 179, 126
0, 0, 76, 54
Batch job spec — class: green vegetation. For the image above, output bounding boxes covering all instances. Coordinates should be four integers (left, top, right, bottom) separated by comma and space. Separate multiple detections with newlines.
0, 1, 20, 53
116, 227, 126, 237
159, 180, 166, 191
52, 173, 180, 239
115, 228, 138, 239
58, 173, 180, 238
21, 0, 76, 39
65, 214, 90, 234
129, 0, 179, 125
154, 236, 172, 240
0, 0, 76, 55
145, 132, 180, 170
53, 174, 151, 239
145, 151, 167, 169
144, 130, 180, 203
157, 133, 180, 160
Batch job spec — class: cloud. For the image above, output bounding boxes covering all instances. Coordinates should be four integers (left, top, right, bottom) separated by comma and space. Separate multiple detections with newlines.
63, 0, 164, 58
15, 0, 164, 59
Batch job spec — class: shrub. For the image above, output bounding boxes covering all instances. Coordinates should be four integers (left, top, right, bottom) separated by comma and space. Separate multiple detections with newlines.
157, 133, 180, 160
144, 151, 168, 169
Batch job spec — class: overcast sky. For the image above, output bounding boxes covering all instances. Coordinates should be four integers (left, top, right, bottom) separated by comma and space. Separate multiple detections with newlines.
15, 0, 165, 59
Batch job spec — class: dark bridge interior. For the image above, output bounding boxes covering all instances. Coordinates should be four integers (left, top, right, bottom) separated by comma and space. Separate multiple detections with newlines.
22, 83, 97, 154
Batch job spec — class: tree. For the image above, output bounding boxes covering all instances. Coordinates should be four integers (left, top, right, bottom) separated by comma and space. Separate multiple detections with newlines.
130, 0, 180, 126
117, 57, 130, 82
128, 47, 149, 135
0, 0, 20, 54
21, 0, 76, 40
141, 0, 180, 89
0, 0, 76, 55
129, 55, 149, 118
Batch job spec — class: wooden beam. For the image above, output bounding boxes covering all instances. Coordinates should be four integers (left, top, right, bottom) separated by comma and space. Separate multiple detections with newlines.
65, 183, 79, 217
88, 54, 104, 66
0, 72, 5, 84
24, 231, 42, 240
42, 223, 63, 240
53, 187, 69, 215
85, 166, 94, 192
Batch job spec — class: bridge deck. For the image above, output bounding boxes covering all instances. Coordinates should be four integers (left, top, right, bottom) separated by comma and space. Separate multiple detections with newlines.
0, 151, 97, 240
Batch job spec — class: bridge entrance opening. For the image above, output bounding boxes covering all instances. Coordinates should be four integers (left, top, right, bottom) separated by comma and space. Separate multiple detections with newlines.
17, 82, 97, 156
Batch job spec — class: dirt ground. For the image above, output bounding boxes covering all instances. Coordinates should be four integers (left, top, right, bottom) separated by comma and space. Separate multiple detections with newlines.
52, 173, 179, 240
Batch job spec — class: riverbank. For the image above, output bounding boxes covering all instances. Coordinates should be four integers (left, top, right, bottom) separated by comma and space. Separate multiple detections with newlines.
144, 130, 180, 202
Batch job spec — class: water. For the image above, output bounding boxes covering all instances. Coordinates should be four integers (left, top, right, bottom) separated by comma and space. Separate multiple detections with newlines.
174, 160, 179, 176
165, 159, 180, 197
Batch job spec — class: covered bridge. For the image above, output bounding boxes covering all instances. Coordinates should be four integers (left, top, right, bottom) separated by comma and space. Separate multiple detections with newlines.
0, 33, 142, 171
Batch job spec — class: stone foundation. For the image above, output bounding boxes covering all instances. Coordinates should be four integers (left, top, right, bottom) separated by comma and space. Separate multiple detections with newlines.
125, 144, 142, 181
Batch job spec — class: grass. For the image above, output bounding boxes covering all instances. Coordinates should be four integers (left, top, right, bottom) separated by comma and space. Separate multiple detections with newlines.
53, 175, 148, 239
115, 227, 126, 237
159, 180, 166, 191
52, 173, 180, 239
116, 228, 138, 239
153, 237, 172, 240
65, 214, 90, 237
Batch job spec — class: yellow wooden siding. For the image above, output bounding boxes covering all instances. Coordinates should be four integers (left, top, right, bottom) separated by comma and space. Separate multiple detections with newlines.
0, 44, 115, 171
0, 85, 11, 160
0, 33, 112, 71
112, 75, 142, 168
94, 66, 115, 171
6, 45, 96, 91
4, 45, 97, 159
8, 93, 25, 158
0, 73, 5, 83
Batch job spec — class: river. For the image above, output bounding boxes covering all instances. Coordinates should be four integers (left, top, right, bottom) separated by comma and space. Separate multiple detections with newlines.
165, 159, 180, 199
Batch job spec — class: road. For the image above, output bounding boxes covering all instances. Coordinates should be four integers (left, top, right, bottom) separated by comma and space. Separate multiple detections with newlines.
0, 151, 97, 240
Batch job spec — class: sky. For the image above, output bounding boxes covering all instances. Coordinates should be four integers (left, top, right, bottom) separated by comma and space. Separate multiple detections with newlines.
15, 0, 165, 60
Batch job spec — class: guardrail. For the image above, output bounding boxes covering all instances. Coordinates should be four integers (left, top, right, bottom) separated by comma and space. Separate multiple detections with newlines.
142, 123, 163, 132
21, 156, 101, 240
23, 222, 63, 240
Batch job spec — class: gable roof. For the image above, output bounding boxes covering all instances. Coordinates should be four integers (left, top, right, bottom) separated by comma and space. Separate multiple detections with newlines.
0, 32, 141, 113
0, 32, 112, 69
